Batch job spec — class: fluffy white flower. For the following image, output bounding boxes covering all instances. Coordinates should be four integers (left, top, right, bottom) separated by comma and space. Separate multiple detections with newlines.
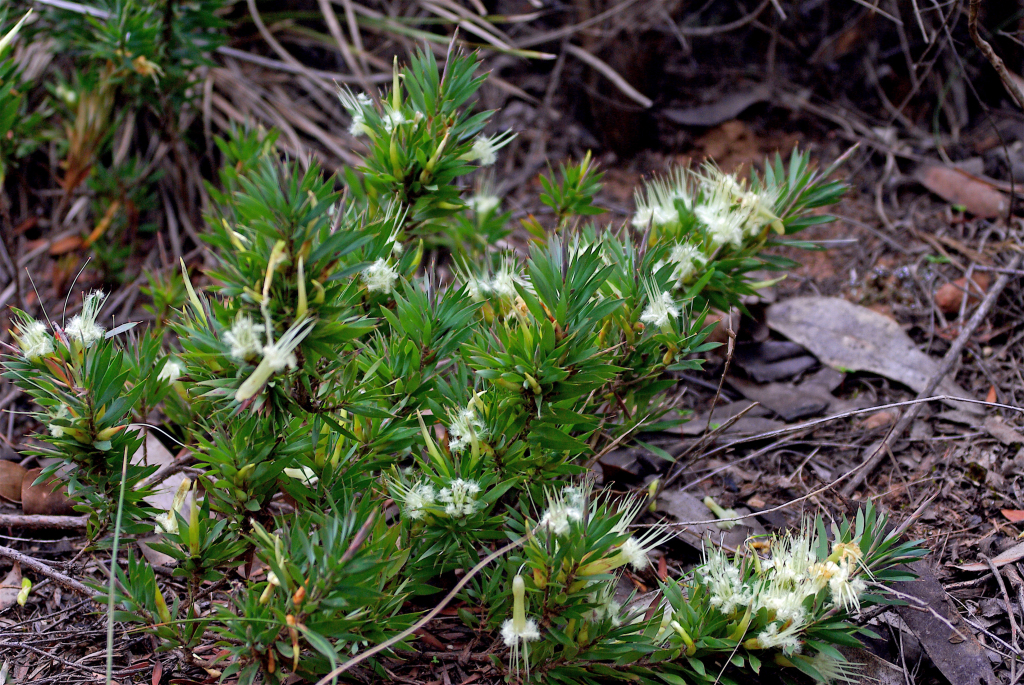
767, 532, 820, 588
224, 315, 264, 361
756, 620, 803, 655
49, 404, 69, 438
539, 493, 583, 536
467, 194, 501, 215
640, 290, 679, 329
799, 650, 862, 684
666, 242, 706, 285
361, 259, 398, 294
234, 318, 314, 402
382, 108, 407, 133
588, 585, 622, 626
619, 537, 651, 571
403, 482, 435, 520
700, 548, 754, 615
503, 574, 540, 677
826, 560, 867, 613
16, 320, 53, 360
632, 168, 693, 231
158, 358, 184, 384
463, 130, 516, 167
65, 290, 107, 347
757, 580, 810, 626
438, 478, 481, 517
695, 192, 746, 248
489, 257, 521, 299
339, 89, 373, 137
447, 406, 486, 453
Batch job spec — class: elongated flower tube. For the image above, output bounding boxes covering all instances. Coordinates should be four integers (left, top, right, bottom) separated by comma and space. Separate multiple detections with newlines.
154, 477, 192, 535
500, 574, 539, 677
235, 317, 315, 402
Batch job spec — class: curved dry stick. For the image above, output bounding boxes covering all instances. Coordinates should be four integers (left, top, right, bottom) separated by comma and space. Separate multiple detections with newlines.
314, 534, 529, 685
968, 0, 1024, 111
564, 44, 652, 109
0, 544, 93, 596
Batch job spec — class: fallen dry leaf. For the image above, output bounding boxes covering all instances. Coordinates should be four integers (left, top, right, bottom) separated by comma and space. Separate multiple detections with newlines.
21, 468, 77, 516
957, 541, 1024, 572
1001, 509, 1024, 523
916, 165, 1008, 218
767, 297, 982, 415
984, 416, 1024, 445
0, 564, 21, 611
48, 235, 83, 256
859, 409, 897, 431
934, 273, 990, 314
0, 461, 26, 502
986, 385, 998, 403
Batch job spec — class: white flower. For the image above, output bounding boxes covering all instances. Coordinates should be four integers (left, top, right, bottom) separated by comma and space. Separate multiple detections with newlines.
464, 276, 489, 302
826, 560, 866, 613
283, 466, 319, 486
700, 548, 754, 615
447, 406, 486, 454
158, 358, 184, 384
757, 580, 810, 626
361, 259, 398, 294
65, 291, 107, 347
756, 620, 804, 655
798, 650, 862, 684
632, 168, 693, 231
502, 574, 540, 678
235, 317, 315, 402
539, 492, 583, 536
695, 191, 747, 248
463, 130, 516, 167
618, 537, 651, 571
666, 242, 706, 285
701, 165, 782, 235
767, 532, 820, 588
640, 289, 679, 329
467, 194, 501, 215
16, 320, 53, 360
338, 89, 373, 137
48, 404, 69, 438
437, 478, 481, 518
489, 256, 521, 299
588, 585, 622, 626
403, 482, 435, 520
382, 107, 407, 133
224, 315, 264, 361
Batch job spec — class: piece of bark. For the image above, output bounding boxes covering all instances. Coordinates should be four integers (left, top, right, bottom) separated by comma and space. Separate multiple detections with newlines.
895, 561, 998, 685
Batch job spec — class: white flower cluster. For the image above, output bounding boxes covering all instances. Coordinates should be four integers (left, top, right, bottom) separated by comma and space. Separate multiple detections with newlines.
437, 478, 481, 517
632, 168, 693, 232
16, 319, 53, 360
460, 256, 522, 303
224, 315, 264, 361
158, 358, 184, 384
538, 485, 585, 536
640, 286, 679, 330
700, 548, 754, 615
402, 482, 435, 520
467, 193, 501, 216
696, 166, 782, 248
658, 241, 706, 286
630, 165, 782, 251
447, 405, 486, 453
698, 530, 869, 657
338, 89, 373, 137
462, 130, 516, 167
66, 291, 107, 347
361, 258, 399, 294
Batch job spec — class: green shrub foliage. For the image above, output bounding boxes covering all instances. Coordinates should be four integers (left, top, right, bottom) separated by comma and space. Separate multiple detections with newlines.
3, 43, 923, 685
